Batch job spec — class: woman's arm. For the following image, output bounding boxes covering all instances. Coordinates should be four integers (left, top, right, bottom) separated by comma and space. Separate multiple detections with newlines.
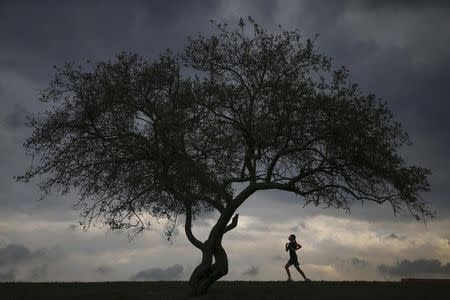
285, 243, 289, 252
295, 243, 302, 250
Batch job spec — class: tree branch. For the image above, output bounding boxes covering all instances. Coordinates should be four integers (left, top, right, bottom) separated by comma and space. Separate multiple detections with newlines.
221, 176, 251, 187
265, 137, 324, 183
224, 213, 239, 233
184, 203, 205, 250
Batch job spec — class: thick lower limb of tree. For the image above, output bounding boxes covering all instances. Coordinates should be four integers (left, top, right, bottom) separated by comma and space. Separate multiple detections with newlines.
189, 249, 213, 294
188, 207, 239, 296
189, 242, 229, 296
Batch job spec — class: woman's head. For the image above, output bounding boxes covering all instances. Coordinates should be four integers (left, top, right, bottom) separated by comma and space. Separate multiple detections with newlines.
288, 234, 296, 241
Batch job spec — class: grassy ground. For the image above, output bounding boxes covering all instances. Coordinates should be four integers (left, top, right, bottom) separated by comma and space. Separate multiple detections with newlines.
1, 281, 449, 300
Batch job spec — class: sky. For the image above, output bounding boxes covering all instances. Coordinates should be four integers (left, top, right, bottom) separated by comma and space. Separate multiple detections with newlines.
1, 0, 450, 282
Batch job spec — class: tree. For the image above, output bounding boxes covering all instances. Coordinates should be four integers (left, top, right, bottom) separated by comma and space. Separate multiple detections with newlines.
17, 18, 432, 296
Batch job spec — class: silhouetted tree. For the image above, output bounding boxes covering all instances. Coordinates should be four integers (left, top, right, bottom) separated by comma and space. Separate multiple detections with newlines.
18, 18, 432, 296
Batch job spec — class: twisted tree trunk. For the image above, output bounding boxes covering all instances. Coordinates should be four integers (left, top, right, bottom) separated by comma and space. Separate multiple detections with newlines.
189, 236, 228, 296
185, 186, 255, 296
185, 207, 239, 296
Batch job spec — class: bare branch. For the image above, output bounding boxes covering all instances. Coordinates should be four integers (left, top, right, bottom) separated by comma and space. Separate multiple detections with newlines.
184, 203, 205, 250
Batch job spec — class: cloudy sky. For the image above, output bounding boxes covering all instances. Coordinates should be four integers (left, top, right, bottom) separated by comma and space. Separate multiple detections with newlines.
1, 0, 450, 282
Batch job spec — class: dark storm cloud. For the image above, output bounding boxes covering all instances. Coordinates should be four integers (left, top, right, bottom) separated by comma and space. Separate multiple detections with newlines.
0, 0, 448, 221
355, 0, 450, 10
293, 0, 450, 136
259, 0, 450, 217
0, 0, 220, 79
3, 103, 29, 129
0, 0, 225, 220
130, 264, 183, 281
242, 265, 259, 277
377, 258, 450, 277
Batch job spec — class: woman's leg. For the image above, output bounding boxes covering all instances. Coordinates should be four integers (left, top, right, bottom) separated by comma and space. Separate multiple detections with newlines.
284, 263, 292, 280
294, 264, 308, 280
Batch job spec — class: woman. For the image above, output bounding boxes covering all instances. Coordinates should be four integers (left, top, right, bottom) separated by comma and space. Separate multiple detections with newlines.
285, 234, 310, 282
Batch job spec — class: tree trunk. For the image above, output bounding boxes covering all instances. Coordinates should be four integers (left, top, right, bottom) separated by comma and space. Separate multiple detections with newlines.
186, 185, 254, 296
189, 230, 228, 296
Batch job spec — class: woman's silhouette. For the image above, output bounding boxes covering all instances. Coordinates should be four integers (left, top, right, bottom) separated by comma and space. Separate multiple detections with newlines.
285, 234, 310, 282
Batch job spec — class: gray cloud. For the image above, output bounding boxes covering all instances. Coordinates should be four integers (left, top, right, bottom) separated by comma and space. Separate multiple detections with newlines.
350, 257, 368, 268
245, 222, 271, 232
377, 259, 450, 277
0, 244, 64, 281
353, 0, 450, 10
30, 264, 48, 281
3, 103, 29, 129
242, 265, 259, 277
334, 257, 370, 274
289, 223, 307, 232
271, 255, 285, 262
67, 224, 78, 231
0, 244, 39, 266
130, 264, 183, 281
95, 265, 113, 275
0, 270, 16, 281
